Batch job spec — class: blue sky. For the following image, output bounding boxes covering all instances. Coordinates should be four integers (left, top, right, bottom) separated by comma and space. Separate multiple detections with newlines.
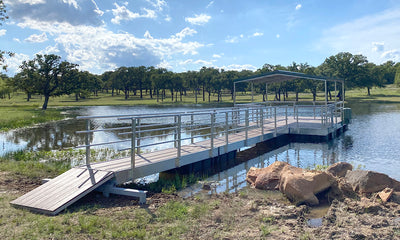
1, 0, 400, 76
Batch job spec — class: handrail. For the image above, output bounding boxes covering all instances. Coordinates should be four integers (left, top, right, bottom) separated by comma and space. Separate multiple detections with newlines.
76, 103, 343, 172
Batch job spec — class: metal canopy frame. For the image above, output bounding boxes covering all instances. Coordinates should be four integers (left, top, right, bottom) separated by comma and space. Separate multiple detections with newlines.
233, 70, 344, 106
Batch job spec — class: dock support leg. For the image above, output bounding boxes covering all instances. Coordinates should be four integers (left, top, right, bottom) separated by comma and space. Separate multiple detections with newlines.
98, 181, 147, 204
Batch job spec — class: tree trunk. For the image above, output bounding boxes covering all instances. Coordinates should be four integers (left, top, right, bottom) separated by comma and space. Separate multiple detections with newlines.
124, 90, 129, 100
367, 87, 371, 96
27, 92, 31, 102
42, 95, 50, 110
195, 88, 198, 104
75, 93, 79, 101
202, 85, 205, 102
296, 92, 299, 102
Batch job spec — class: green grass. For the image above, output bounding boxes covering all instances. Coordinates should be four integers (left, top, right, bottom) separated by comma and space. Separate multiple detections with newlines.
0, 193, 213, 240
0, 106, 66, 131
345, 84, 400, 103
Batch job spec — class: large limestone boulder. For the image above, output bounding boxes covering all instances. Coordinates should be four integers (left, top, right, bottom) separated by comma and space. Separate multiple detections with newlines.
345, 170, 400, 193
246, 161, 335, 205
279, 165, 335, 205
246, 161, 289, 190
326, 162, 353, 178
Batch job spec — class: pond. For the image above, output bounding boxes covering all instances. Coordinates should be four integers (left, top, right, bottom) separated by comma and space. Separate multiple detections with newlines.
1, 103, 400, 184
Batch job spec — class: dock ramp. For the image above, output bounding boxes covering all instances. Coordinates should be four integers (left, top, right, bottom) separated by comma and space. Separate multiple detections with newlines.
10, 167, 114, 215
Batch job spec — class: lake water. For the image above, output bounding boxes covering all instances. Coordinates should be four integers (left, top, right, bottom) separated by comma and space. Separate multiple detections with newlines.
1, 103, 400, 184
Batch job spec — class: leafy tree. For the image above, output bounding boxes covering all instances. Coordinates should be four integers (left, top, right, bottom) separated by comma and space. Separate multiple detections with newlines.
18, 54, 78, 109
379, 61, 396, 84
395, 65, 400, 87
0, 73, 11, 99
0, 0, 13, 71
321, 52, 368, 89
13, 70, 38, 101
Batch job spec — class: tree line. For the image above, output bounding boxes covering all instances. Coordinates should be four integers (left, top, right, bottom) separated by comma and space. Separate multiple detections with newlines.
0, 52, 400, 110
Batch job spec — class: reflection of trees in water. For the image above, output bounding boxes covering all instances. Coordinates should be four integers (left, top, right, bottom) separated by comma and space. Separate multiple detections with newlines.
6, 120, 90, 151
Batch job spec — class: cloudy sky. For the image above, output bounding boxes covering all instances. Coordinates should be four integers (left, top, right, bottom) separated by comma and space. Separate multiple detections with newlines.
1, 0, 400, 76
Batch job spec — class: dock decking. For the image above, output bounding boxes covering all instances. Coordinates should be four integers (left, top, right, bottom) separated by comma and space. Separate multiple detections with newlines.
11, 104, 348, 215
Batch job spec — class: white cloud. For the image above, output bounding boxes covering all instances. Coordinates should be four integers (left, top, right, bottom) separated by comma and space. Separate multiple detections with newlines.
25, 32, 48, 43
15, 20, 204, 73
372, 42, 384, 52
144, 30, 153, 39
185, 14, 211, 25
62, 0, 79, 9
317, 7, 400, 64
194, 59, 212, 66
0, 29, 6, 36
165, 15, 171, 22
252, 32, 263, 37
225, 36, 239, 43
207, 1, 214, 8
5, 0, 45, 5
220, 64, 257, 71
13, 38, 21, 43
174, 27, 197, 40
381, 49, 400, 62
276, 34, 280, 38
38, 45, 61, 55
145, 0, 167, 11
111, 4, 156, 24
212, 54, 221, 58
3, 53, 30, 74
157, 59, 172, 69
295, 4, 302, 10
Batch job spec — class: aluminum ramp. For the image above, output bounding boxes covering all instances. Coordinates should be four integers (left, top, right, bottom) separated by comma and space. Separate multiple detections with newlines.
10, 167, 114, 215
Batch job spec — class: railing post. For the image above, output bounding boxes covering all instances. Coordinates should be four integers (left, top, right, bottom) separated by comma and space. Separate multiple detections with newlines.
131, 118, 136, 170
210, 113, 215, 157
174, 116, 177, 148
191, 114, 194, 144
321, 106, 324, 125
274, 107, 277, 137
85, 119, 91, 168
296, 105, 299, 131
260, 107, 264, 141
313, 102, 316, 119
245, 109, 249, 145
285, 105, 288, 126
176, 115, 181, 167
225, 112, 229, 152
137, 119, 141, 154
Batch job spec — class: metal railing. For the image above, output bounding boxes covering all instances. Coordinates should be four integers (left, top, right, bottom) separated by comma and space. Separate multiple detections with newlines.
76, 103, 343, 173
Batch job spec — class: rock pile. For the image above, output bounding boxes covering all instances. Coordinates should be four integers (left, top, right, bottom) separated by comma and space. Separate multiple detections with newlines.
246, 161, 400, 205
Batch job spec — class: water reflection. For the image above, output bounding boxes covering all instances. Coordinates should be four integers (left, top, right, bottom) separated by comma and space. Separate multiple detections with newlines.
179, 141, 346, 197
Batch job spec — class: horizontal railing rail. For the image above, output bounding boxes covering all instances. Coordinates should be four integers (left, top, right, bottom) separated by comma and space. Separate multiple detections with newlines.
76, 103, 343, 174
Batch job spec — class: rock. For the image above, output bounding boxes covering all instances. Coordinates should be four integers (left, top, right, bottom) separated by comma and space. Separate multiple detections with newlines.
391, 191, 400, 204
246, 161, 289, 190
246, 167, 264, 186
378, 188, 394, 203
326, 162, 353, 178
279, 165, 335, 205
345, 170, 400, 193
